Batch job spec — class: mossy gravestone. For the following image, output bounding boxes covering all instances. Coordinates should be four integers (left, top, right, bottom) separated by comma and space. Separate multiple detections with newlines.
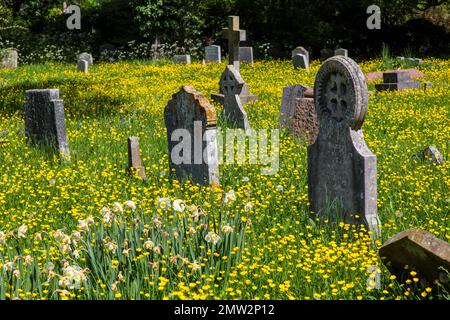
164, 85, 220, 186
1, 49, 18, 69
308, 56, 380, 237
25, 89, 70, 159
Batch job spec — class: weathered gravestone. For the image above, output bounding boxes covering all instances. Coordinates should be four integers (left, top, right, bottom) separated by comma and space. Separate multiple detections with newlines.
164, 85, 220, 186
1, 48, 18, 69
77, 59, 88, 73
239, 47, 254, 65
279, 85, 318, 144
127, 136, 147, 181
78, 52, 93, 66
308, 56, 380, 236
379, 228, 450, 290
375, 70, 421, 91
222, 16, 246, 72
335, 48, 348, 57
205, 45, 221, 63
173, 55, 191, 65
220, 65, 251, 130
422, 145, 444, 165
293, 54, 308, 69
24, 89, 70, 158
292, 46, 309, 63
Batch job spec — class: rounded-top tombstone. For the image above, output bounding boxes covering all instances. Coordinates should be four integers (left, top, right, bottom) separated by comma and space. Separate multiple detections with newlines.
308, 56, 380, 237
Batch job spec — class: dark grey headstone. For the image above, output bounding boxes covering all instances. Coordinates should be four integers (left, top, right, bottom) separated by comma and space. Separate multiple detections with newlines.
173, 55, 191, 65
291, 46, 309, 62
205, 45, 221, 63
375, 70, 421, 92
164, 85, 219, 186
219, 65, 251, 130
380, 228, 450, 290
24, 89, 70, 158
77, 59, 88, 73
1, 49, 18, 69
292, 53, 308, 69
308, 56, 380, 236
127, 136, 147, 181
320, 48, 334, 60
78, 52, 93, 66
239, 47, 253, 65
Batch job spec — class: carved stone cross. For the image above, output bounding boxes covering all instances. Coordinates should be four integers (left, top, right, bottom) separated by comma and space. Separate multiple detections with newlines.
222, 16, 246, 71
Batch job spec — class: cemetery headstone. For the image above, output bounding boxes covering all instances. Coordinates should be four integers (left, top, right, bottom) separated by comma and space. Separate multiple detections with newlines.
222, 15, 246, 72
239, 47, 254, 65
220, 65, 251, 130
291, 46, 309, 63
423, 146, 444, 165
293, 54, 308, 69
24, 89, 70, 158
0, 48, 18, 69
205, 45, 221, 63
279, 85, 318, 144
211, 67, 258, 105
164, 85, 220, 186
320, 48, 334, 60
335, 48, 348, 57
379, 228, 450, 290
308, 56, 380, 236
173, 55, 191, 65
78, 52, 93, 66
375, 70, 421, 91
127, 136, 147, 181
77, 59, 88, 73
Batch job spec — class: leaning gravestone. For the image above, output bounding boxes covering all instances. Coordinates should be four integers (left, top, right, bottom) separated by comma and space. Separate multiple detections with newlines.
293, 54, 308, 69
292, 46, 309, 63
0, 48, 18, 69
220, 65, 251, 130
335, 48, 348, 57
164, 85, 220, 186
380, 228, 450, 290
127, 136, 147, 181
422, 145, 444, 165
308, 56, 380, 236
78, 52, 93, 66
239, 47, 254, 65
279, 85, 318, 144
77, 59, 88, 73
211, 66, 258, 105
205, 45, 221, 63
24, 89, 70, 158
173, 55, 191, 65
375, 70, 421, 91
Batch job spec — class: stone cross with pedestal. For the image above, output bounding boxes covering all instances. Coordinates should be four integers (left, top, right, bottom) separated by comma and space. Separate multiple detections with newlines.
308, 56, 380, 237
211, 16, 258, 105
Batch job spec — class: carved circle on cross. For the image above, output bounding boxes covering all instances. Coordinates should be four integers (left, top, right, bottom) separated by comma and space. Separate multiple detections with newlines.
314, 56, 368, 130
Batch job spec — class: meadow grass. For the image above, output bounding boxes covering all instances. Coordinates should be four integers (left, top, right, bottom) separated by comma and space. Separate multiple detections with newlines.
0, 58, 448, 300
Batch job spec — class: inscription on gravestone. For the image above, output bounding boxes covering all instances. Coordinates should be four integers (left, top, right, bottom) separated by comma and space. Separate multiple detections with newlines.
24, 89, 70, 158
308, 56, 380, 236
164, 85, 220, 186
239, 47, 254, 65
205, 45, 221, 63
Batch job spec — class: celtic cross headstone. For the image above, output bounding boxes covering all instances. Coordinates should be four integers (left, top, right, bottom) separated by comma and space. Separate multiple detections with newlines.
308, 56, 380, 237
220, 65, 251, 130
